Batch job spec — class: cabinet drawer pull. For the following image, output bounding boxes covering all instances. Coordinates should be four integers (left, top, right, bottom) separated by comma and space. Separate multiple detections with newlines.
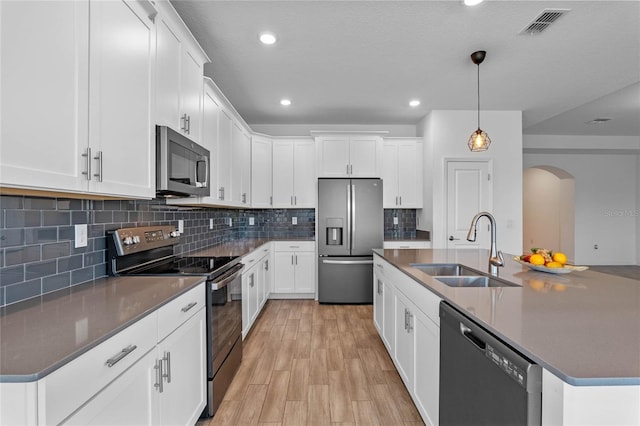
105, 344, 137, 367
181, 301, 197, 313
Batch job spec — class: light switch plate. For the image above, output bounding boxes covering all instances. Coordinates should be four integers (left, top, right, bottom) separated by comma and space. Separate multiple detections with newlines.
228, 217, 233, 227
249, 217, 255, 226
209, 218, 214, 229
178, 220, 184, 234
74, 224, 87, 248
292, 217, 297, 225
393, 217, 398, 225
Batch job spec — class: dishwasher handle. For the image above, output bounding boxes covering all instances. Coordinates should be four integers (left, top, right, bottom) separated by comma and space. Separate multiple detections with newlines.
460, 322, 487, 351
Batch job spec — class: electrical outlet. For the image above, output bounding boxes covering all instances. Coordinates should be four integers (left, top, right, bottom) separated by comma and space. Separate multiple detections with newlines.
249, 217, 255, 226
228, 217, 233, 227
292, 217, 297, 225
209, 218, 214, 230
74, 224, 87, 248
178, 220, 184, 234
393, 217, 398, 225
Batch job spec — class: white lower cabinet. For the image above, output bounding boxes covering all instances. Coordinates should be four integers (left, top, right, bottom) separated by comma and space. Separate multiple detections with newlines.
63, 349, 158, 425
373, 254, 440, 426
242, 244, 271, 338
156, 306, 207, 426
6, 283, 207, 426
272, 242, 316, 297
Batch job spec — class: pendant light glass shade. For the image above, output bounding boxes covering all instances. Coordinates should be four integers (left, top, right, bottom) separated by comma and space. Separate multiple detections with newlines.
468, 128, 491, 151
468, 50, 490, 152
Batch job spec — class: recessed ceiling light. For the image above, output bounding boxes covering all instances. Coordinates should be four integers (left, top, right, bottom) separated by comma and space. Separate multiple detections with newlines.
280, 99, 291, 106
586, 117, 612, 124
464, 0, 484, 6
409, 100, 420, 107
259, 32, 277, 45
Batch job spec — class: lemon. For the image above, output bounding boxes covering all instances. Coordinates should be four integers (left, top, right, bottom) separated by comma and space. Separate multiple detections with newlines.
545, 261, 563, 268
529, 254, 545, 265
553, 252, 568, 265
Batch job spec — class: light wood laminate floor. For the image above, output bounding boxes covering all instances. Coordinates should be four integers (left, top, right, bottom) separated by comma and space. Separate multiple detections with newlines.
197, 300, 425, 426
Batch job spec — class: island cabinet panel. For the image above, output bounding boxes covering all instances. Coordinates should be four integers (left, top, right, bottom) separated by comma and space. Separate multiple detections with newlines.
542, 369, 640, 426
372, 253, 441, 426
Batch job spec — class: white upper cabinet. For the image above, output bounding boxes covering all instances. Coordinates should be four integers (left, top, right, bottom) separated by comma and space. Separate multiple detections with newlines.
0, 0, 156, 198
316, 134, 384, 178
155, 1, 209, 143
88, 0, 156, 198
272, 139, 316, 208
382, 138, 423, 208
251, 135, 273, 208
231, 123, 251, 205
1, 1, 89, 193
200, 78, 221, 197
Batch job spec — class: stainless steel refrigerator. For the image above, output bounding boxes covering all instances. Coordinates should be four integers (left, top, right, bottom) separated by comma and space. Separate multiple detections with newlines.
318, 178, 383, 304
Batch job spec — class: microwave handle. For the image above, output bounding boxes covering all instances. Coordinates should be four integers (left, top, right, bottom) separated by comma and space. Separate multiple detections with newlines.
196, 156, 208, 188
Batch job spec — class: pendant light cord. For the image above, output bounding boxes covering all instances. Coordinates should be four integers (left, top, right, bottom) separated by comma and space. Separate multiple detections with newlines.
477, 63, 481, 130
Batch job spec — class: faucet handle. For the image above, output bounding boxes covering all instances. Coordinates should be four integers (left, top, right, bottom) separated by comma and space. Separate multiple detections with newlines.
490, 250, 505, 267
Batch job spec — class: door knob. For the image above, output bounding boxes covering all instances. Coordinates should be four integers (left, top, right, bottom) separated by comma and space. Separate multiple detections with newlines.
449, 236, 460, 241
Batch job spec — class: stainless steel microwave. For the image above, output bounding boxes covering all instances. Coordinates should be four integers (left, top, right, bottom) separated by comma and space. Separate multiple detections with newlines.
156, 126, 210, 198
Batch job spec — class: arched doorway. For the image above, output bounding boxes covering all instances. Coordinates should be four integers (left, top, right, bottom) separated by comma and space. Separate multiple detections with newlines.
523, 166, 575, 262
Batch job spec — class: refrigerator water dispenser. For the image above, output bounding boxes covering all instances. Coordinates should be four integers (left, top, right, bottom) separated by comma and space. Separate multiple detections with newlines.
325, 218, 343, 245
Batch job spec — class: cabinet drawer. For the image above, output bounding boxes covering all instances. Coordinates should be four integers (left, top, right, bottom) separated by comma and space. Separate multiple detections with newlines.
158, 282, 205, 342
38, 312, 157, 426
242, 243, 269, 266
273, 241, 315, 252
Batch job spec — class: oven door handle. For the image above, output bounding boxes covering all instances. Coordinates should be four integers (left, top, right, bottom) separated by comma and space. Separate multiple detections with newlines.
210, 264, 244, 290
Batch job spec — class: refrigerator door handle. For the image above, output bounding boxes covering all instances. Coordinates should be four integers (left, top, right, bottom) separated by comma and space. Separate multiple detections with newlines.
346, 183, 351, 251
322, 259, 373, 265
351, 183, 356, 251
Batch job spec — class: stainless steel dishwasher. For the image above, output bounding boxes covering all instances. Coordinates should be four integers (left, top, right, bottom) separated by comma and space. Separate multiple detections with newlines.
439, 301, 542, 426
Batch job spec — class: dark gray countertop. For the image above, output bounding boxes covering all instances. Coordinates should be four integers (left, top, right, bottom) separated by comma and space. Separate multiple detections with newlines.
0, 275, 205, 382
374, 248, 640, 386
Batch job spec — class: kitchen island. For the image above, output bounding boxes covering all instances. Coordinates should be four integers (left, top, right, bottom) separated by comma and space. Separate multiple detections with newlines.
374, 248, 640, 426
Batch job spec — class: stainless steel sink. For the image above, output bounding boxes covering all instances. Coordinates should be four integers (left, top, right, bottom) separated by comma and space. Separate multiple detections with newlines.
434, 276, 518, 288
410, 263, 480, 276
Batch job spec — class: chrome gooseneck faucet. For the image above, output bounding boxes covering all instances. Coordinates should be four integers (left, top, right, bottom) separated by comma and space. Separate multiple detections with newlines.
466, 212, 504, 276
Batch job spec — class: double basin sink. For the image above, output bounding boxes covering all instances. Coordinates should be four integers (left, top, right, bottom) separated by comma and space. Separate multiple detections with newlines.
409, 263, 519, 288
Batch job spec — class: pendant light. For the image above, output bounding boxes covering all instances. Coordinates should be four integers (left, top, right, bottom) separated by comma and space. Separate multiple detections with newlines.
468, 50, 491, 152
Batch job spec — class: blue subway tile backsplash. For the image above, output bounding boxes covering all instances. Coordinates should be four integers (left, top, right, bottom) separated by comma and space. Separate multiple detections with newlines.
0, 195, 317, 306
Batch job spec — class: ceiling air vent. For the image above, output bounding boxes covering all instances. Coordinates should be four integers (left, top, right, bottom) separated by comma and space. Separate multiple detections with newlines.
519, 9, 570, 35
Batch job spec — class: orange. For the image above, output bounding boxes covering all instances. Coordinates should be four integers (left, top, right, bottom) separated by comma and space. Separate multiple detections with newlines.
529, 254, 545, 265
553, 252, 568, 265
545, 261, 563, 268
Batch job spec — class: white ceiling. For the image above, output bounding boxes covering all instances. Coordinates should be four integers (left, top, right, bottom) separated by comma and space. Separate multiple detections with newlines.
171, 0, 640, 136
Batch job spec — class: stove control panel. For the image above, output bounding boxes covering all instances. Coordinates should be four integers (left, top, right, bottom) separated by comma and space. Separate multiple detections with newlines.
110, 225, 178, 256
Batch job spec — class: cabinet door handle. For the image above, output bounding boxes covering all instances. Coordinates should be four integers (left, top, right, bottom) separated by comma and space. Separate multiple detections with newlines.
290, 195, 294, 206
295, 255, 298, 265
242, 193, 246, 203
294, 195, 297, 205
154, 359, 163, 393
105, 344, 137, 367
291, 255, 294, 265
250, 274, 255, 287
186, 115, 191, 134
162, 351, 171, 383
399, 196, 402, 206
408, 312, 413, 333
376, 263, 383, 270
346, 164, 349, 175
269, 196, 273, 205
82, 147, 92, 180
404, 309, 408, 331
181, 113, 188, 132
265, 259, 269, 271
181, 301, 197, 312
93, 151, 103, 182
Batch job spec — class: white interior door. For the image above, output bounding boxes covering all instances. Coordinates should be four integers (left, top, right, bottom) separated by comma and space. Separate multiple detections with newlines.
446, 160, 492, 249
